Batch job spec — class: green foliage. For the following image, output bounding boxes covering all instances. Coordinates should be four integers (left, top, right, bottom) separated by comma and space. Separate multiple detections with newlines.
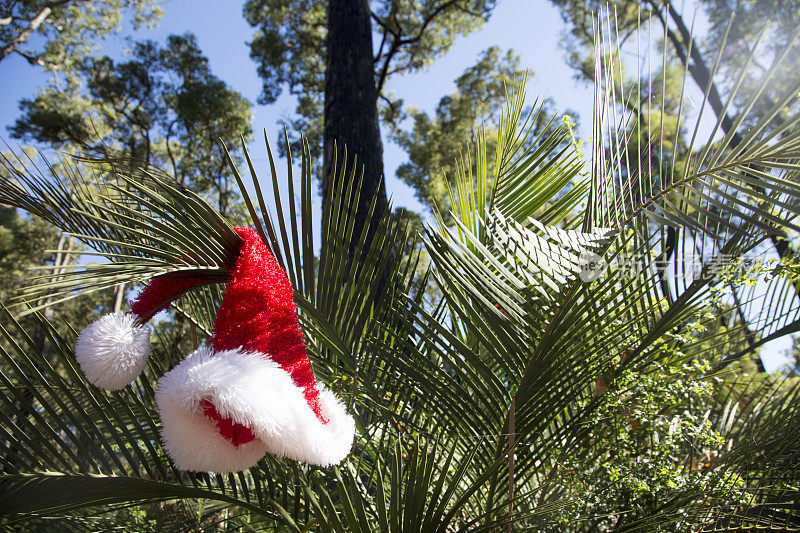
3, 11, 800, 530
11, 33, 253, 217
561, 351, 735, 530
389, 47, 583, 219
0, 155, 114, 358
244, 0, 496, 163
390, 47, 511, 209
0, 0, 163, 71
0, 206, 55, 300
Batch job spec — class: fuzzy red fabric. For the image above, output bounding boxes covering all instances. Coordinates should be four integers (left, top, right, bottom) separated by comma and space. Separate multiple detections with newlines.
130, 275, 209, 322
200, 399, 256, 446
211, 227, 327, 423
136, 228, 328, 447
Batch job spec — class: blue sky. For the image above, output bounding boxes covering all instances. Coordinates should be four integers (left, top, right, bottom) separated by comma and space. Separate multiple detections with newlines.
0, 0, 594, 213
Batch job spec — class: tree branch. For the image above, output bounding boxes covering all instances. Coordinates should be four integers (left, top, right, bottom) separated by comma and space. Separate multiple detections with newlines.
165, 118, 181, 185
378, 92, 401, 123
397, 0, 464, 47
374, 27, 388, 63
0, 0, 78, 64
375, 35, 400, 95
13, 48, 43, 66
42, 0, 75, 8
370, 10, 388, 30
0, 6, 53, 63
375, 0, 473, 94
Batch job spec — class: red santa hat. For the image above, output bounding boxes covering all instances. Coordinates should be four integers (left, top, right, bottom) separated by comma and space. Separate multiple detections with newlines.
74, 227, 355, 473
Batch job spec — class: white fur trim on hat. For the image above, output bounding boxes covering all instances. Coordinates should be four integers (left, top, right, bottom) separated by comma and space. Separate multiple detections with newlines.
155, 346, 355, 473
75, 311, 151, 390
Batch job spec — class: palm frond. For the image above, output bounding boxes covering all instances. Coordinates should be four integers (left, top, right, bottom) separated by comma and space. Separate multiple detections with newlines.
0, 153, 239, 316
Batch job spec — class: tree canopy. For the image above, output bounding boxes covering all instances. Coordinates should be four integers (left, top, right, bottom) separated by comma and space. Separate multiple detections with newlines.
0, 0, 163, 71
11, 32, 253, 216
244, 0, 499, 243
244, 0, 497, 138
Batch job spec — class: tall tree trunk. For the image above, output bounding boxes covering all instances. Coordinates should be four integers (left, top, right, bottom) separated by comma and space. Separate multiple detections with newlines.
323, 0, 388, 255
113, 282, 126, 313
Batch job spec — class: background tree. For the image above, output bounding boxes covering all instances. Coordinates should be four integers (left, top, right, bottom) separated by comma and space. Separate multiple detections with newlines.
548, 0, 800, 371
244, 0, 497, 241
389, 45, 578, 215
390, 46, 520, 210
550, 0, 800, 141
11, 32, 253, 217
0, 0, 162, 70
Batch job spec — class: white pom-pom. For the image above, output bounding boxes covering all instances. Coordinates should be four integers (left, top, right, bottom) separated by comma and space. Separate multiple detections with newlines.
75, 311, 151, 390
